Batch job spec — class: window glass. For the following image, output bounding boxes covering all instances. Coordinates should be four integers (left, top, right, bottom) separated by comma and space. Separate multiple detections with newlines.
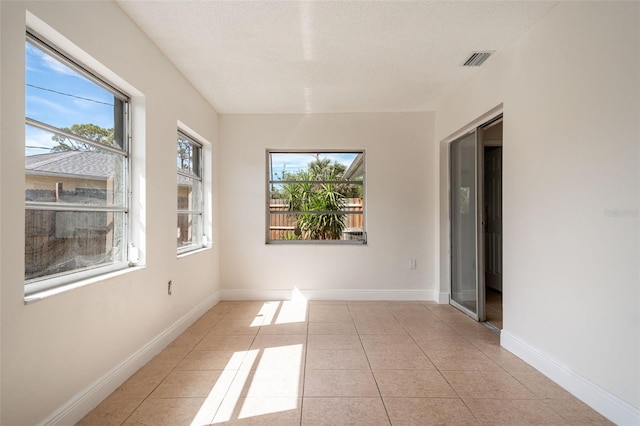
25, 39, 126, 150
177, 132, 204, 252
267, 151, 365, 243
25, 210, 126, 281
24, 33, 129, 290
25, 125, 126, 206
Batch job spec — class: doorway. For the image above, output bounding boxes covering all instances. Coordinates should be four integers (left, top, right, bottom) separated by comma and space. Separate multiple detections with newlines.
483, 122, 503, 329
449, 116, 503, 329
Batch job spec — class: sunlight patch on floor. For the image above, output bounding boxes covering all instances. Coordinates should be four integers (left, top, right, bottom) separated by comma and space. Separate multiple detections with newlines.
247, 344, 304, 394
238, 396, 299, 419
239, 344, 303, 418
191, 293, 307, 423
251, 301, 280, 326
209, 344, 303, 423
190, 350, 258, 426
275, 288, 308, 324
253, 344, 304, 371
211, 349, 260, 423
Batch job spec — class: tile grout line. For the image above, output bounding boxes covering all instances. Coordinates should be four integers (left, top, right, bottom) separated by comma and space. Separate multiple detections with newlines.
117, 307, 232, 425
85, 301, 605, 425
205, 308, 262, 424
348, 302, 393, 425
298, 315, 310, 426
118, 318, 216, 426
118, 397, 145, 426
395, 304, 485, 425
431, 306, 487, 424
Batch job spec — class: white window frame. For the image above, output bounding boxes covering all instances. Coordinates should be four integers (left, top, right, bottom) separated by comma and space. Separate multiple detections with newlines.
266, 149, 366, 245
24, 30, 132, 298
177, 130, 205, 254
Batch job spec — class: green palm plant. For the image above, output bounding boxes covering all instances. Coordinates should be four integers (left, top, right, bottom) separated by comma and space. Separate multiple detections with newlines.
282, 164, 347, 240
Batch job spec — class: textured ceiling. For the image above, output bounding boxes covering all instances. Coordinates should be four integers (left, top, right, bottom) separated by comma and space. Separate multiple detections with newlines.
116, 1, 557, 114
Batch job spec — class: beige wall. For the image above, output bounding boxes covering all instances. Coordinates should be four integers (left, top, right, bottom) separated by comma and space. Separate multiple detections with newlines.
2, 1, 637, 424
220, 113, 437, 300
436, 1, 639, 421
0, 1, 220, 424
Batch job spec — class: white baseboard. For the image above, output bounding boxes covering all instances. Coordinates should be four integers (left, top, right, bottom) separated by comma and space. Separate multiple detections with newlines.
221, 288, 436, 301
41, 291, 221, 426
501, 330, 640, 426
438, 292, 450, 304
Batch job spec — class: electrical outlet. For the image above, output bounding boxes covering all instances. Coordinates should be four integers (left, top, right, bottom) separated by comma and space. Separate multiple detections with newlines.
409, 258, 417, 269
168, 280, 172, 295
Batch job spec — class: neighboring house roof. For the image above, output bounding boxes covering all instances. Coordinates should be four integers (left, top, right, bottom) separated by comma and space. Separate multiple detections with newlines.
343, 153, 364, 180
25, 151, 116, 181
26, 151, 195, 186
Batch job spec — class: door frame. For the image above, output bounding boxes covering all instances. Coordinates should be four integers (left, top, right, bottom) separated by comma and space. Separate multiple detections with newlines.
444, 107, 503, 322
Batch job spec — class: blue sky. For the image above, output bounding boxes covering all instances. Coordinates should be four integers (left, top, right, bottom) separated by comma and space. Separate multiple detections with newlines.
25, 40, 116, 156
24, 41, 360, 178
269, 152, 358, 181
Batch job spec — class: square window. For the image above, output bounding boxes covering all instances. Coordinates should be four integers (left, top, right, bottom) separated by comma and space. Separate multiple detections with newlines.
267, 150, 366, 244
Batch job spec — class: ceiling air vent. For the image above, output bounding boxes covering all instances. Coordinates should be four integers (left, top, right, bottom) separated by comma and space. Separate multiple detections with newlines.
463, 51, 494, 67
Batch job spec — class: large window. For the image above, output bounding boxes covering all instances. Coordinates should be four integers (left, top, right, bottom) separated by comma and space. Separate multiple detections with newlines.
267, 150, 366, 244
177, 131, 204, 253
24, 32, 130, 294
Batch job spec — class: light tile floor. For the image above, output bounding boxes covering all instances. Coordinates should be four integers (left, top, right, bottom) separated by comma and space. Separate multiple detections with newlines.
78, 300, 611, 425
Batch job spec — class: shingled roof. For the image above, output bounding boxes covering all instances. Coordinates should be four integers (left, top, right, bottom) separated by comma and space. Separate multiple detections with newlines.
26, 151, 194, 186
26, 151, 117, 180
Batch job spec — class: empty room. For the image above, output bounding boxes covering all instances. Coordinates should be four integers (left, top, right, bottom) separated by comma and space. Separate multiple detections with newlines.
0, 1, 638, 425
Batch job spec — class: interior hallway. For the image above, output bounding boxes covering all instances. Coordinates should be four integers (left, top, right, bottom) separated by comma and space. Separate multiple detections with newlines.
485, 288, 503, 330
78, 300, 611, 425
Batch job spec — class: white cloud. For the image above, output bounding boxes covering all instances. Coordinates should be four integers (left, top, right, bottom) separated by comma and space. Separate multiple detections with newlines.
271, 152, 357, 173
25, 127, 57, 156
37, 47, 78, 77
41, 54, 82, 78
271, 153, 315, 175
27, 41, 82, 79
26, 95, 75, 116
269, 152, 358, 180
72, 95, 113, 110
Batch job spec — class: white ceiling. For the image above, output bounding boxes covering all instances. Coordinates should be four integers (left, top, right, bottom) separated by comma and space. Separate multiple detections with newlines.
116, 1, 557, 114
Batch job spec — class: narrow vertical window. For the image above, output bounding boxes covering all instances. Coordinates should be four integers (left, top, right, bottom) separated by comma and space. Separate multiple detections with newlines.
177, 131, 204, 253
24, 31, 130, 295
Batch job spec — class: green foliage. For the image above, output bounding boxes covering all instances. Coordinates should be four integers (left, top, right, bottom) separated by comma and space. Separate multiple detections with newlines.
281, 158, 348, 240
308, 157, 346, 180
51, 123, 114, 152
282, 230, 301, 240
177, 137, 196, 171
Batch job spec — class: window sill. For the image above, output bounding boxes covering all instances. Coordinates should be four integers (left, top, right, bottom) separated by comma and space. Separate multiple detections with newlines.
266, 240, 366, 245
177, 245, 212, 259
24, 265, 146, 305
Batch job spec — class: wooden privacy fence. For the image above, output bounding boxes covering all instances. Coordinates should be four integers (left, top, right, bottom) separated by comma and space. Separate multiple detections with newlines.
25, 210, 111, 279
177, 195, 191, 245
269, 197, 363, 240
25, 189, 112, 280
